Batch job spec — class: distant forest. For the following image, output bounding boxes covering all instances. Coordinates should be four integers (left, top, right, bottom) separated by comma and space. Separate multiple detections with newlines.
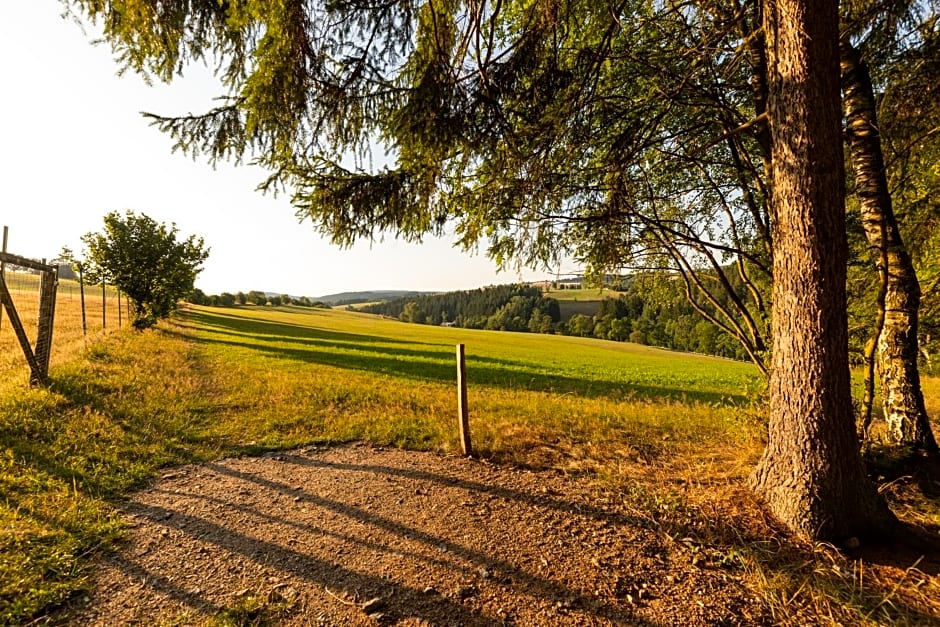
363, 285, 560, 333
188, 289, 329, 308
362, 279, 753, 361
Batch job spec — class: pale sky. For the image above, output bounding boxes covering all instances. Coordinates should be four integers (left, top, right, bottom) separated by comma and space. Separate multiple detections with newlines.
0, 2, 556, 297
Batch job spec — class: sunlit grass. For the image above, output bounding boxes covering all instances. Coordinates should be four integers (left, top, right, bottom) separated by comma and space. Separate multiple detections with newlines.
923, 375, 940, 419
167, 306, 763, 483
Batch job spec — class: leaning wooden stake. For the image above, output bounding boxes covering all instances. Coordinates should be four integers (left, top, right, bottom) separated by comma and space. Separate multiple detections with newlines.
456, 344, 472, 456
0, 272, 42, 382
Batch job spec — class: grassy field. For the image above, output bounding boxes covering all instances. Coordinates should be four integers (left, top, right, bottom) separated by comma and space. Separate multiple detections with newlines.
542, 288, 624, 320
1, 303, 938, 624
544, 288, 624, 301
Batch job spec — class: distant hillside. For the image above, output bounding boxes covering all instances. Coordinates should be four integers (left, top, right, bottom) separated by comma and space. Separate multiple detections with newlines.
362, 284, 560, 332
360, 276, 755, 361
315, 290, 433, 305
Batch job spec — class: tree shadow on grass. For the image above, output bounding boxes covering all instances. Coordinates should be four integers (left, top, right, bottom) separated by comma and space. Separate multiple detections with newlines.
175, 318, 523, 369
179, 307, 589, 372
172, 310, 747, 406
1, 372, 207, 502
179, 308, 430, 347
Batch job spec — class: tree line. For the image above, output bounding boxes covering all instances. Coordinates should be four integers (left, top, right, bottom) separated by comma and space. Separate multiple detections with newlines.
365, 276, 763, 360
188, 289, 330, 309
363, 285, 559, 332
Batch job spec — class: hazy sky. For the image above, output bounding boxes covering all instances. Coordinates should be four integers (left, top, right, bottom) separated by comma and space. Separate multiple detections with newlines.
1, 2, 556, 297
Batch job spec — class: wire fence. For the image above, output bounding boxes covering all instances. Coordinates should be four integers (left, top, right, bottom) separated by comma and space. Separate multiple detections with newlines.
1, 269, 128, 387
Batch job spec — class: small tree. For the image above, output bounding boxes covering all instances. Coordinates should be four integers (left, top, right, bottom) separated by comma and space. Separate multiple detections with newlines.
188, 288, 209, 305
247, 291, 267, 306
82, 211, 209, 329
400, 302, 427, 324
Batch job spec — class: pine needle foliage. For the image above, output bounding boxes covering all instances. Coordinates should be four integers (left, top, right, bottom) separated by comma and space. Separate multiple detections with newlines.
62, 0, 940, 373
65, 0, 778, 368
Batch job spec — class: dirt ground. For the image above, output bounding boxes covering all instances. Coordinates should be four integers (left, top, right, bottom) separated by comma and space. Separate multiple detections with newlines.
59, 444, 769, 626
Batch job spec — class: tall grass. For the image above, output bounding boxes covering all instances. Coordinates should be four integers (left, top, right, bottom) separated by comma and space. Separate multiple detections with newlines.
0, 303, 937, 624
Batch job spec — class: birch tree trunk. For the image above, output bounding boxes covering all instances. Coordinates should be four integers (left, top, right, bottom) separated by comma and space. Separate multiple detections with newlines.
748, 0, 895, 541
841, 41, 939, 453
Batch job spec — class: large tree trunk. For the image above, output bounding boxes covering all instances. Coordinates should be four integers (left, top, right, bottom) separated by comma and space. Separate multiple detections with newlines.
840, 41, 939, 453
749, 0, 895, 541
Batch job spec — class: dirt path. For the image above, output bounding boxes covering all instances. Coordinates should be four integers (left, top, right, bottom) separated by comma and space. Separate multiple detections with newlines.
60, 444, 767, 625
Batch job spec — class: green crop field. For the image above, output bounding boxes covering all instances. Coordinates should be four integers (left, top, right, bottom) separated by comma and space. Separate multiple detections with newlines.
1, 303, 938, 624
544, 287, 624, 301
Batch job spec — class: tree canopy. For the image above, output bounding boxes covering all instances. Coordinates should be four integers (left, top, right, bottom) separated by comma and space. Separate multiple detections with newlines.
82, 210, 209, 329
67, 0, 777, 366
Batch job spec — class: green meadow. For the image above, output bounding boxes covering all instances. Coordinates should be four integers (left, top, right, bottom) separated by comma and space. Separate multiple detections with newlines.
1, 304, 937, 624
543, 287, 623, 301
173, 306, 762, 467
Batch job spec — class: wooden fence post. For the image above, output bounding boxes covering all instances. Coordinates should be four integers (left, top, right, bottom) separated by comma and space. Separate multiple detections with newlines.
456, 344, 472, 456
78, 264, 87, 336
33, 265, 58, 382
101, 282, 106, 329
0, 225, 7, 331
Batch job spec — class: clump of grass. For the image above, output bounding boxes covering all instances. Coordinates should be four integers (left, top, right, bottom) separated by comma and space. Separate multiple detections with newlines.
743, 539, 940, 625
206, 588, 299, 627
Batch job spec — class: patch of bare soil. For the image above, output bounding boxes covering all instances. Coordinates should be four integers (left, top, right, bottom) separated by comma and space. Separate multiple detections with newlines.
60, 444, 767, 625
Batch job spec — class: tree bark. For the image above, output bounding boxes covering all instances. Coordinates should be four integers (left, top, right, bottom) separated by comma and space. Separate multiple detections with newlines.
749, 0, 895, 541
840, 41, 939, 453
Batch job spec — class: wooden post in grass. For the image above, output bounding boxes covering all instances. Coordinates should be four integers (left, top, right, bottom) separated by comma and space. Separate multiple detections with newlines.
456, 344, 472, 456
101, 282, 106, 329
0, 225, 7, 331
34, 262, 57, 381
78, 264, 87, 336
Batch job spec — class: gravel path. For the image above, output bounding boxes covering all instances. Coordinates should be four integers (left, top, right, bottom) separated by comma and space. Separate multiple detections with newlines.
60, 444, 766, 625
